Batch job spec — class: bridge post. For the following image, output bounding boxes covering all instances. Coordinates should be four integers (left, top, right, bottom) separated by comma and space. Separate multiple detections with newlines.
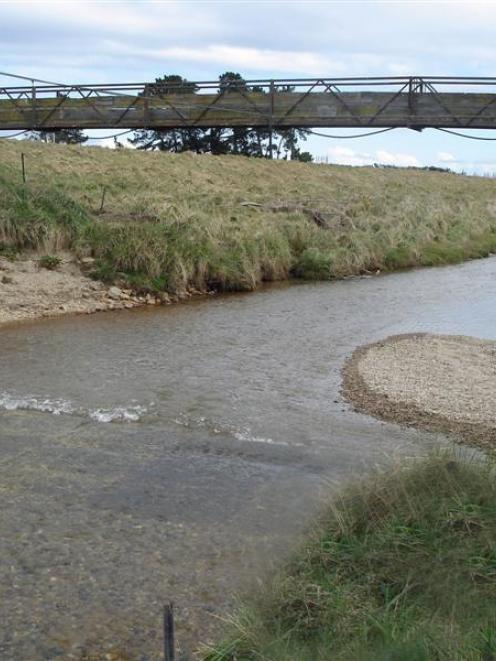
268, 80, 274, 159
31, 79, 37, 130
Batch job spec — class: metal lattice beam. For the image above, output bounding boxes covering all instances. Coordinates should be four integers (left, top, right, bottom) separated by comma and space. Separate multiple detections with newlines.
2, 76, 496, 131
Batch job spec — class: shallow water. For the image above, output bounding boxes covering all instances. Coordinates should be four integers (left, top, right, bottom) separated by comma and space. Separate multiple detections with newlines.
1, 257, 496, 658
3, 257, 496, 448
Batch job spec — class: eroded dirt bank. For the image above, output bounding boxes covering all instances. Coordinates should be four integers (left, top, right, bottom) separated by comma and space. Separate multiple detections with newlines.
342, 333, 496, 450
0, 254, 174, 326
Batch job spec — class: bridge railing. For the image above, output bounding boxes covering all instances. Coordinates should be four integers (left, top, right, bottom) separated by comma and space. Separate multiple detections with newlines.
3, 75, 496, 101
2, 74, 496, 131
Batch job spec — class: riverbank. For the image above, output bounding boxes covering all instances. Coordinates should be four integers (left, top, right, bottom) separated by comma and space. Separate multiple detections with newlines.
203, 330, 496, 658
2, 141, 496, 302
204, 453, 496, 660
0, 253, 151, 326
342, 333, 496, 451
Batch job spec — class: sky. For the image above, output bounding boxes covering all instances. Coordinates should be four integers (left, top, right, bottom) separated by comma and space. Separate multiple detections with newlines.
2, 0, 496, 172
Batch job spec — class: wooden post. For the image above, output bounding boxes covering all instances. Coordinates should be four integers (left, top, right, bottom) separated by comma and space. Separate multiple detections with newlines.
98, 186, 107, 214
163, 603, 175, 661
21, 153, 26, 184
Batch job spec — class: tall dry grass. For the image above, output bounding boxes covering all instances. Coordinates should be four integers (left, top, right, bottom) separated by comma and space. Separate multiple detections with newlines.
2, 140, 496, 293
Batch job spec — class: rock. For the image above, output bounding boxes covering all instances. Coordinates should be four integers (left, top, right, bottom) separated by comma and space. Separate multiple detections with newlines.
107, 286, 122, 300
88, 281, 101, 291
145, 294, 156, 305
80, 257, 95, 266
157, 292, 171, 304
1, 275, 14, 285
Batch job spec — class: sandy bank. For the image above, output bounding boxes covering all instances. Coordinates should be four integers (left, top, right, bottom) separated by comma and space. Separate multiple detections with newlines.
0, 254, 161, 326
342, 333, 496, 450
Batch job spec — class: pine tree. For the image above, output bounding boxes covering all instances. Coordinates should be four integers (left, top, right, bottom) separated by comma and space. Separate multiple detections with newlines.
29, 129, 87, 144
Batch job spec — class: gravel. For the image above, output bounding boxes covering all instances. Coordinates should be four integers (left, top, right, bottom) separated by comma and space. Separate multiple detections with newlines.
342, 333, 496, 450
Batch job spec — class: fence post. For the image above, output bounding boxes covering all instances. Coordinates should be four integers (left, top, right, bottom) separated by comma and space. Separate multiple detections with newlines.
99, 186, 107, 213
163, 602, 175, 661
21, 152, 26, 184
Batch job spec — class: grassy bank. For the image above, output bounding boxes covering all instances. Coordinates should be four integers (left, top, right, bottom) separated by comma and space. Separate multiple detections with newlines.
204, 454, 496, 660
2, 140, 496, 294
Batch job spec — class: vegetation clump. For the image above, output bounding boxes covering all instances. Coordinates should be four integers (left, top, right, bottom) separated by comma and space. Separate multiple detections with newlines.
39, 254, 62, 270
1, 140, 496, 295
204, 454, 496, 660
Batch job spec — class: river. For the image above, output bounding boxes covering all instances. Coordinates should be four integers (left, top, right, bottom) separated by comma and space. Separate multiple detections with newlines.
1, 256, 496, 658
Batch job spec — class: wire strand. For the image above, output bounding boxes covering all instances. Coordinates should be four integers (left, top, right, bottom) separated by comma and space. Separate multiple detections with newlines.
0, 129, 30, 139
302, 127, 396, 139
87, 129, 135, 140
435, 127, 496, 141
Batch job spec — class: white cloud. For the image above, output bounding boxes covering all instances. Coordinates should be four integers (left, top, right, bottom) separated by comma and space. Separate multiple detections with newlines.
327, 146, 372, 167
115, 44, 337, 75
376, 150, 420, 168
327, 146, 420, 168
437, 151, 456, 162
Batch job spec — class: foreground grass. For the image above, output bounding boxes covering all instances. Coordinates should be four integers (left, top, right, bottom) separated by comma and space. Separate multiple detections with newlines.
204, 454, 496, 660
2, 140, 496, 294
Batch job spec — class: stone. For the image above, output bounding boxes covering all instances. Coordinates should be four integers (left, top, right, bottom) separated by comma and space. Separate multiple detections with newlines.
107, 286, 122, 300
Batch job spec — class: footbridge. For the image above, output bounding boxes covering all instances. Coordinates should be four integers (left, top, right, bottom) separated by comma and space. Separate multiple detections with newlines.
2, 75, 496, 131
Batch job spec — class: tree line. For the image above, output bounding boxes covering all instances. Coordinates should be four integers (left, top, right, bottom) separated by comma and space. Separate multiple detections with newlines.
29, 72, 313, 162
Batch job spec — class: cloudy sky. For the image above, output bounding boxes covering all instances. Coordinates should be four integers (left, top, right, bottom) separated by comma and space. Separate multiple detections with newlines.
2, 0, 496, 172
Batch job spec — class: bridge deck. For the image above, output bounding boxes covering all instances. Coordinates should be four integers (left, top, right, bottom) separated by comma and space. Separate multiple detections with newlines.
1, 76, 496, 131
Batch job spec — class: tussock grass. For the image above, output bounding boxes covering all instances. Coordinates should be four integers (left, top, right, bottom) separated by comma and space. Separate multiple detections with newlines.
2, 140, 496, 293
204, 454, 496, 660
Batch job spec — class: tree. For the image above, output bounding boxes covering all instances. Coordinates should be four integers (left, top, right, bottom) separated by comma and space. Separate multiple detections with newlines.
130, 72, 311, 160
129, 75, 205, 153
28, 129, 87, 144
294, 150, 314, 163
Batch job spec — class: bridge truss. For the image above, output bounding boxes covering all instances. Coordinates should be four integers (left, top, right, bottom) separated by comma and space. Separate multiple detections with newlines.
1, 75, 496, 132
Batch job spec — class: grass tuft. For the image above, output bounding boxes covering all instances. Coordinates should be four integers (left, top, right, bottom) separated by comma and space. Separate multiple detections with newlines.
203, 453, 496, 660
39, 254, 62, 270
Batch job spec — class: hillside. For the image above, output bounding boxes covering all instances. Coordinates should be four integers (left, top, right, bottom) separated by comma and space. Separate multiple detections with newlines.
1, 140, 496, 295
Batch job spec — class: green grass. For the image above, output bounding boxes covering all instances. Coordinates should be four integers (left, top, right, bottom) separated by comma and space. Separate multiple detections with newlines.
2, 140, 496, 293
204, 454, 496, 660
39, 254, 62, 270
